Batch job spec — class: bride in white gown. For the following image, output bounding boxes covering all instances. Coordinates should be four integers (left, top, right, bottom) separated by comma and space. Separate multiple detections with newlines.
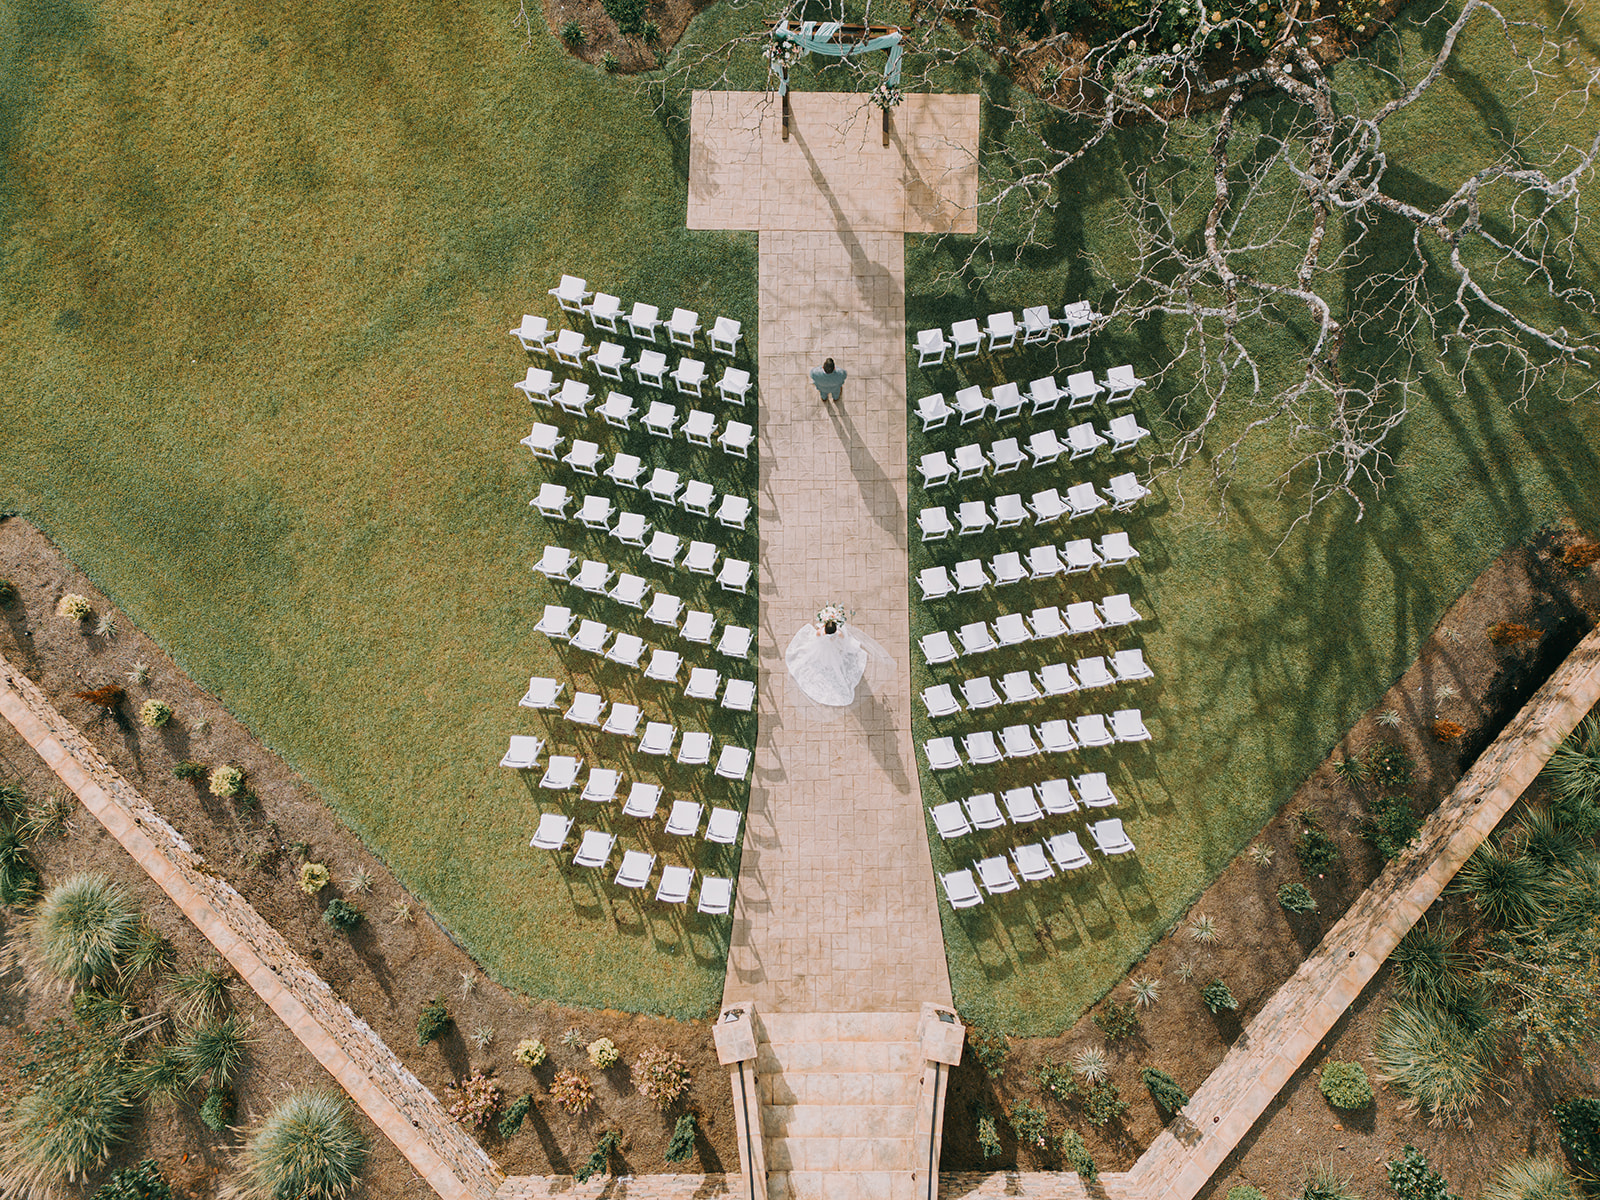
784, 604, 891, 708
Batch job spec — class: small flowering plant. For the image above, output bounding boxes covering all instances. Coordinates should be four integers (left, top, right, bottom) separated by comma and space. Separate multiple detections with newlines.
634, 1047, 692, 1108
869, 81, 903, 109
445, 1069, 502, 1128
514, 1037, 547, 1068
209, 765, 245, 798
764, 34, 802, 70
587, 1036, 621, 1068
56, 593, 93, 622
550, 1069, 595, 1114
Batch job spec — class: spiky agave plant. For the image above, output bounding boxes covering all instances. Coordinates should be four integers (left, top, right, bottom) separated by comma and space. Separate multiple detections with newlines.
1481, 1156, 1580, 1200
27, 873, 140, 987
1452, 843, 1552, 928
1371, 999, 1498, 1127
169, 959, 234, 1024
228, 1090, 368, 1200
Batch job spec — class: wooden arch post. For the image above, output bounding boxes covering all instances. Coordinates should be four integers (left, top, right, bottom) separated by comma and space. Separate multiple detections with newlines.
765, 20, 904, 145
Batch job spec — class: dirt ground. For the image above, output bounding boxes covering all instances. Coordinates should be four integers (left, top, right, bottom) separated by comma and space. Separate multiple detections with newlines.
0, 516, 735, 1197
939, 521, 1600, 1184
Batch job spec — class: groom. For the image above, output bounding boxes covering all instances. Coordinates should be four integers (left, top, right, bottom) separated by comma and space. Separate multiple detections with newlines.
809, 357, 846, 402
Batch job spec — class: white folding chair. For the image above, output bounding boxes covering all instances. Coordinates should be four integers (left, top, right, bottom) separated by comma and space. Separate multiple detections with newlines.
615, 850, 655, 889
1113, 648, 1155, 682
1029, 489, 1070, 523
717, 626, 752, 659
685, 667, 721, 700
958, 622, 997, 655
955, 386, 988, 425
682, 410, 716, 447
1066, 421, 1107, 460
573, 557, 614, 591
706, 807, 741, 843
1046, 831, 1093, 871
1028, 376, 1063, 415
563, 440, 603, 476
991, 383, 1025, 422
1021, 305, 1055, 345
1062, 538, 1102, 573
533, 545, 573, 580
1027, 430, 1066, 467
930, 801, 972, 839
555, 380, 594, 416
921, 631, 959, 664
1099, 593, 1142, 627
551, 329, 588, 369
627, 302, 662, 341
677, 731, 713, 765
1072, 714, 1115, 747
1102, 364, 1146, 401
993, 494, 1028, 529
919, 507, 954, 542
922, 684, 962, 717
1012, 843, 1055, 882
1000, 671, 1041, 704
1027, 545, 1064, 579
672, 357, 707, 396
606, 453, 644, 489
963, 731, 1002, 765
500, 735, 545, 769
976, 856, 1019, 895
1003, 789, 1045, 824
1065, 600, 1102, 635
718, 367, 752, 405
581, 767, 622, 803
958, 500, 992, 535
638, 721, 676, 755
953, 559, 989, 594
1038, 663, 1078, 696
613, 512, 652, 548
516, 366, 556, 405
665, 800, 703, 836
572, 830, 616, 869
681, 482, 716, 517
656, 865, 695, 904
532, 483, 571, 520
995, 613, 1032, 646
917, 393, 953, 431
722, 680, 755, 711
925, 737, 961, 770
1107, 473, 1152, 511
601, 703, 642, 738
589, 341, 628, 382
720, 420, 753, 458
965, 793, 1006, 829
1066, 370, 1102, 408
919, 566, 953, 600
961, 676, 1002, 710
1066, 483, 1108, 519
916, 328, 950, 366
520, 423, 562, 459
1075, 656, 1115, 689
635, 349, 669, 388
989, 437, 1026, 473
645, 592, 683, 627
1098, 531, 1140, 566
715, 745, 751, 780
644, 649, 682, 682
623, 782, 663, 818
1039, 719, 1079, 753
1112, 708, 1152, 742
1028, 606, 1068, 640
645, 531, 682, 568
1001, 725, 1040, 758
510, 314, 554, 354
610, 573, 651, 609
1075, 772, 1118, 808
919, 452, 955, 490
682, 610, 716, 644
667, 308, 701, 348
990, 552, 1026, 587
955, 444, 989, 480
605, 633, 645, 668
519, 677, 565, 709
698, 876, 734, 914
717, 495, 750, 529
951, 319, 982, 360
941, 870, 983, 909
534, 605, 574, 641
529, 812, 572, 850
540, 754, 583, 789
1039, 779, 1078, 816
576, 497, 613, 532
549, 275, 591, 313
564, 692, 605, 726
1107, 413, 1151, 452
1058, 300, 1098, 339
1089, 818, 1136, 855
717, 559, 750, 594
708, 317, 742, 357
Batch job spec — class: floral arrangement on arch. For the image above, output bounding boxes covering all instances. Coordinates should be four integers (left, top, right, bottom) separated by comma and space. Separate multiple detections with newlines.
764, 35, 802, 70
869, 81, 903, 110
815, 603, 853, 629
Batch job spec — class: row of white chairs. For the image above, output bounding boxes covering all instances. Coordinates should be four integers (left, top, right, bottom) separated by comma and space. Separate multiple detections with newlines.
532, 478, 750, 533
501, 729, 753, 776
923, 652, 1153, 716
918, 369, 1145, 427
535, 603, 752, 660
530, 677, 754, 733
924, 711, 1152, 769
517, 356, 751, 404
534, 549, 754, 618
940, 822, 1136, 908
928, 478, 1150, 526
521, 422, 752, 481
919, 535, 1137, 597
529, 821, 737, 912
931, 775, 1119, 835
916, 302, 1101, 364
519, 384, 756, 452
529, 514, 752, 590
919, 419, 1150, 486
536, 278, 744, 354
920, 596, 1142, 663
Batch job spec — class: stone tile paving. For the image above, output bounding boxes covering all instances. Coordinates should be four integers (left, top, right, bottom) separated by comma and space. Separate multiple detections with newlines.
0, 651, 504, 1200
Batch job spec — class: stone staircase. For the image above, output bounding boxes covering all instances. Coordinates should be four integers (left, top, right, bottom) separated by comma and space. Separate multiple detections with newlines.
758, 1012, 926, 1200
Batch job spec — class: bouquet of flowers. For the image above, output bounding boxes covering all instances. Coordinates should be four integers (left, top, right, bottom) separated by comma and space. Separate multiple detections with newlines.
816, 603, 853, 629
764, 36, 803, 70
869, 81, 903, 110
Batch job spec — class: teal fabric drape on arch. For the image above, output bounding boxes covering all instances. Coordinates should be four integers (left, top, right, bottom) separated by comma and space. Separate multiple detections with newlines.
771, 19, 903, 97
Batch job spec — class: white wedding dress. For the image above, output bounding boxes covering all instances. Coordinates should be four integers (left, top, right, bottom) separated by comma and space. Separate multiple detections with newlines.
784, 622, 869, 707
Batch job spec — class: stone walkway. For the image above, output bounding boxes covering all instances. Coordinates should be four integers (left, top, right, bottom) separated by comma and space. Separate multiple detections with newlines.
0, 651, 504, 1200
692, 89, 977, 1016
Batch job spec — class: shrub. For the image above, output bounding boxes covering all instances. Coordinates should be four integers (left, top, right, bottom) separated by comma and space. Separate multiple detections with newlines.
299, 862, 331, 894
1141, 1067, 1190, 1115
1084, 1079, 1128, 1127
0, 580, 15, 605
1365, 791, 1423, 861
1453, 844, 1550, 927
974, 1110, 1002, 1158
1278, 882, 1317, 913
0, 828, 40, 906
560, 1026, 585, 1050
1368, 745, 1414, 790
1386, 1145, 1461, 1200
587, 1036, 620, 1068
1035, 1057, 1078, 1101
561, 19, 586, 43
322, 899, 363, 932
231, 1090, 368, 1200
575, 1130, 620, 1183
209, 766, 245, 798
172, 760, 207, 782
445, 1070, 501, 1129
642, 19, 659, 43
1482, 1157, 1580, 1200
57, 593, 93, 621
600, 0, 646, 33
93, 1160, 174, 1200
1372, 999, 1496, 1126
201, 1086, 236, 1132
1544, 715, 1600, 837
514, 1037, 547, 1068
497, 1094, 533, 1138
1390, 920, 1467, 1004
1300, 1158, 1360, 1200
1553, 1097, 1600, 1177
176, 1015, 251, 1087
29, 872, 139, 986
1295, 827, 1339, 875
968, 1025, 1008, 1077
1130, 975, 1161, 1008
1188, 913, 1219, 944
1008, 1099, 1049, 1148
1489, 621, 1543, 645
1227, 1190, 1268, 1200
139, 700, 173, 728
126, 661, 151, 686
1202, 978, 1239, 1013
1093, 999, 1140, 1042
550, 1069, 594, 1114
1060, 1129, 1096, 1180
75, 684, 126, 711
1432, 719, 1464, 743
1318, 1061, 1373, 1110
1518, 806, 1585, 872
171, 959, 233, 1023
664, 1113, 699, 1164
635, 1046, 691, 1108
417, 998, 451, 1047
0, 1056, 134, 1193
601, 51, 619, 71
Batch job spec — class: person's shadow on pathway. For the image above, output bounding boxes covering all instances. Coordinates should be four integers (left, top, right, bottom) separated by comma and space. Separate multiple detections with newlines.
823, 396, 907, 547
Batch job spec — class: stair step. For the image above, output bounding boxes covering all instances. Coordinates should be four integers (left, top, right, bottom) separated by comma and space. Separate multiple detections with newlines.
759, 1071, 921, 1107
762, 1102, 918, 1140
768, 1171, 922, 1200
756, 1041, 921, 1074
759, 1012, 921, 1044
764, 1135, 918, 1172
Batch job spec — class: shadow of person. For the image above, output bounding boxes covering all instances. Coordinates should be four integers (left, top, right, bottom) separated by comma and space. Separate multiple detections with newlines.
822, 398, 908, 547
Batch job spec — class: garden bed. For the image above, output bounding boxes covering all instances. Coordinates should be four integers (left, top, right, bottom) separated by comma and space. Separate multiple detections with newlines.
0, 515, 736, 1192
937, 522, 1600, 1176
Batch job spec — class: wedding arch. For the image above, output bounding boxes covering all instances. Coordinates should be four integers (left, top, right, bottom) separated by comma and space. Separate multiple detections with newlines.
765, 19, 905, 144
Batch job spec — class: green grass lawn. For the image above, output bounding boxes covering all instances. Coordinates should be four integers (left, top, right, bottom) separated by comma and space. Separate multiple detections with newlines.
3, 0, 1597, 1031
